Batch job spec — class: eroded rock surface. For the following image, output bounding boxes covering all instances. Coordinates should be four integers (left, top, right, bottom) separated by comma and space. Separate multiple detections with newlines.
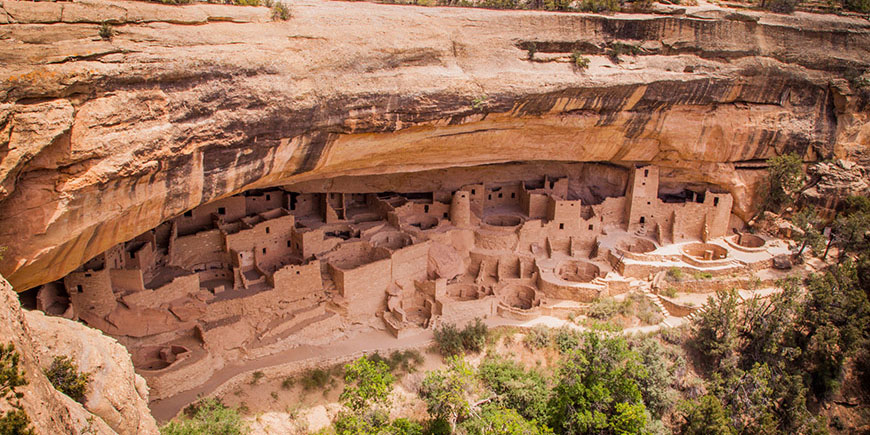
0, 275, 139, 434
25, 310, 159, 435
0, 0, 869, 291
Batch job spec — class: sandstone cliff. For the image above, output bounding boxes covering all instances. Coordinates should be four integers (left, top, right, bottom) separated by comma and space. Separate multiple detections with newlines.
0, 0, 868, 290
0, 275, 157, 434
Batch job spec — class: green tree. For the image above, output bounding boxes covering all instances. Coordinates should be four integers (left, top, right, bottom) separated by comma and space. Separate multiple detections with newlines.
676, 395, 736, 435
791, 208, 825, 256
44, 356, 90, 404
762, 153, 803, 213
548, 332, 651, 434
630, 337, 679, 418
459, 406, 553, 435
798, 262, 870, 399
0, 343, 33, 435
160, 398, 246, 435
340, 356, 395, 413
477, 356, 550, 423
691, 290, 741, 372
829, 209, 869, 262
419, 356, 479, 431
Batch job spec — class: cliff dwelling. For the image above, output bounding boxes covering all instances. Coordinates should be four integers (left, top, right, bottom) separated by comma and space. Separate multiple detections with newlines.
25, 162, 791, 401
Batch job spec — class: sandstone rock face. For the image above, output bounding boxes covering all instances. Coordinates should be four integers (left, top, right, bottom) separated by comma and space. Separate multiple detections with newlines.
0, 0, 868, 290
25, 310, 159, 435
0, 275, 117, 434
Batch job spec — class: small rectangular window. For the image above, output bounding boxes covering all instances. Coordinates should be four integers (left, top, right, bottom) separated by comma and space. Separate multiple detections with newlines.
184, 210, 193, 217
76, 285, 83, 293
471, 189, 476, 195
714, 197, 719, 206
588, 224, 594, 230
488, 194, 492, 200
218, 207, 226, 215
644, 169, 649, 177
498, 193, 503, 198
511, 192, 516, 198
287, 240, 292, 247
559, 223, 564, 230
266, 227, 270, 234
266, 194, 271, 201
262, 248, 267, 254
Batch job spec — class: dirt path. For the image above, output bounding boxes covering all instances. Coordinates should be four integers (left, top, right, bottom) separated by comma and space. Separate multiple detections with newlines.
147, 313, 681, 421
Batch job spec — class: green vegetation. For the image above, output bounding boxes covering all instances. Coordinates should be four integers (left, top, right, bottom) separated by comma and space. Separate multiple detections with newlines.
0, 344, 33, 435
459, 406, 553, 434
433, 319, 488, 356
340, 356, 395, 413
762, 152, 803, 213
478, 356, 550, 423
761, 0, 801, 12
44, 356, 90, 404
791, 207, 825, 256
523, 325, 551, 349
281, 376, 295, 390
301, 367, 335, 391
369, 350, 425, 374
99, 22, 113, 40
587, 293, 663, 326
666, 267, 684, 282
526, 42, 537, 60
577, 0, 620, 12
843, 0, 870, 11
605, 42, 641, 64
419, 356, 479, 431
570, 51, 590, 70
271, 1, 291, 21
160, 398, 246, 435
470, 96, 489, 111
250, 371, 264, 384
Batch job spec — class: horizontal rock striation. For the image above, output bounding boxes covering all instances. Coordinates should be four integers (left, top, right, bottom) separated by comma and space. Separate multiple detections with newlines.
0, 0, 868, 290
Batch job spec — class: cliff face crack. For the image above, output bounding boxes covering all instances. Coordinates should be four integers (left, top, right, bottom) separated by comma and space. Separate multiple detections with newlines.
47, 49, 131, 65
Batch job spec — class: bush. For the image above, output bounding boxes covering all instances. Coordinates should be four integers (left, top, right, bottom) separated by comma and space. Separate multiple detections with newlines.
0, 344, 33, 435
577, 0, 620, 11
44, 356, 90, 404
460, 319, 488, 353
250, 371, 264, 384
301, 368, 332, 391
554, 326, 580, 354
666, 267, 684, 282
587, 297, 622, 320
459, 405, 553, 435
434, 319, 488, 356
478, 356, 550, 422
763, 0, 800, 12
434, 323, 465, 356
340, 356, 394, 412
762, 153, 803, 213
271, 1, 291, 20
160, 398, 246, 435
281, 376, 295, 390
570, 51, 590, 70
523, 325, 551, 349
99, 22, 113, 40
843, 0, 870, 11
606, 42, 641, 63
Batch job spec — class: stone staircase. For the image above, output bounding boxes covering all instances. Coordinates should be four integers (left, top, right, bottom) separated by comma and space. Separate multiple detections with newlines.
639, 284, 671, 319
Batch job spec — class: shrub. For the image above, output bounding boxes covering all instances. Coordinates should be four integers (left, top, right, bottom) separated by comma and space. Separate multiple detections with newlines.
281, 376, 295, 389
526, 42, 537, 60
459, 405, 553, 435
434, 320, 488, 356
478, 356, 550, 422
554, 326, 580, 354
434, 323, 465, 356
762, 153, 803, 213
663, 287, 678, 298
570, 51, 590, 70
99, 22, 113, 40
523, 325, 551, 349
577, 0, 620, 11
160, 398, 246, 435
692, 271, 713, 280
587, 297, 621, 320
460, 318, 488, 353
301, 368, 332, 391
340, 356, 395, 413
763, 0, 800, 12
0, 344, 33, 435
271, 1, 291, 20
44, 356, 90, 404
666, 267, 684, 281
843, 0, 870, 11
606, 42, 641, 63
419, 356, 479, 429
250, 371, 264, 384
